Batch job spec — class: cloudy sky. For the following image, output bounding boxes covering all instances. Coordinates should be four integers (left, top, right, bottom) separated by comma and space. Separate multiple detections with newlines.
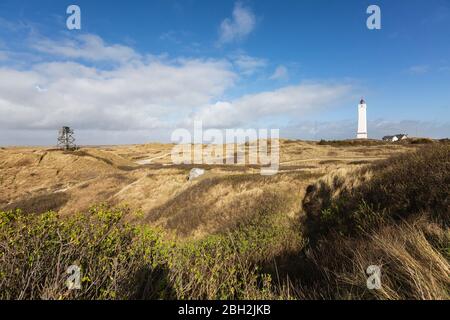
0, 0, 449, 145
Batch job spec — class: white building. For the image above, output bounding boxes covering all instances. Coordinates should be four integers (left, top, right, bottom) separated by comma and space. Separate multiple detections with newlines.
382, 134, 408, 142
357, 98, 368, 139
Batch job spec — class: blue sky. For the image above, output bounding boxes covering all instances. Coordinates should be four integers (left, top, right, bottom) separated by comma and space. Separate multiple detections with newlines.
0, 0, 449, 145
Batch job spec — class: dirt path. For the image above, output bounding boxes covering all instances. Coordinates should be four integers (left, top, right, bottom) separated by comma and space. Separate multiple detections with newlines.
135, 152, 172, 165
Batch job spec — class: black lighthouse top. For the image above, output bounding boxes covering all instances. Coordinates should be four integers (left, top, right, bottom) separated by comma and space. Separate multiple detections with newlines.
360, 98, 366, 104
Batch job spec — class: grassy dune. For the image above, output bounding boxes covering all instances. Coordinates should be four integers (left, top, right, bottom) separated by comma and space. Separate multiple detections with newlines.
298, 143, 449, 299
0, 141, 448, 299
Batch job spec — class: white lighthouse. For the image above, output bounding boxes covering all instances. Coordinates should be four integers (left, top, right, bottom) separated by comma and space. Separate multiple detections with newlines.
357, 98, 368, 139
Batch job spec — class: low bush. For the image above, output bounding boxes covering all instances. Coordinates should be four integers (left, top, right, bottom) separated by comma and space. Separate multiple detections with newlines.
0, 205, 168, 299
0, 202, 293, 300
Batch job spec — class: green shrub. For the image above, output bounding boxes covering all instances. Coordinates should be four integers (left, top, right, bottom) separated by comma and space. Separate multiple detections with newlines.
0, 205, 168, 300
0, 202, 292, 300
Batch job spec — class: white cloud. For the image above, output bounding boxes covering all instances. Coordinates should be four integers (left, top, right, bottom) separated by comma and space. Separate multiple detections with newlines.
30, 34, 141, 64
218, 2, 256, 45
0, 35, 237, 132
35, 85, 47, 92
270, 65, 289, 80
232, 54, 267, 75
191, 83, 353, 128
0, 31, 364, 145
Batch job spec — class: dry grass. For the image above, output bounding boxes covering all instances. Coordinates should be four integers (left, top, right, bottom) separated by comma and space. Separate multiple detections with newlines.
0, 140, 448, 300
318, 139, 389, 147
145, 172, 319, 238
289, 144, 450, 300
294, 217, 449, 300
1, 192, 70, 214
302, 144, 449, 239
0, 139, 415, 228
